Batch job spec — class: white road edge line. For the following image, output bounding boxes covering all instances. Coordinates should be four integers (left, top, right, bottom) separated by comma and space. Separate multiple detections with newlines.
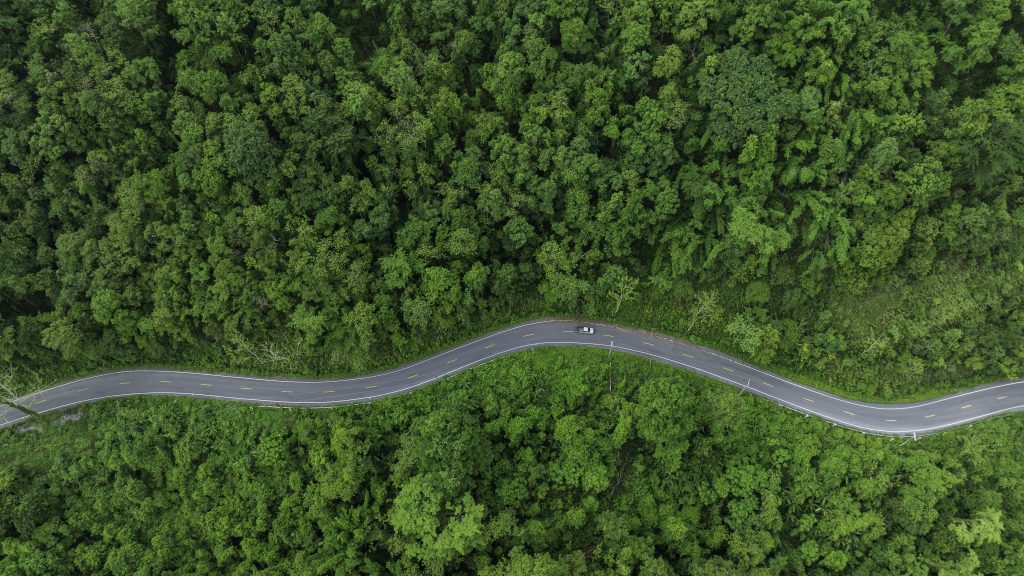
4, 321, 1024, 437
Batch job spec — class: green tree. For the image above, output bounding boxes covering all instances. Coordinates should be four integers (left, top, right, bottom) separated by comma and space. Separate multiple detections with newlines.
725, 313, 781, 364
598, 265, 639, 315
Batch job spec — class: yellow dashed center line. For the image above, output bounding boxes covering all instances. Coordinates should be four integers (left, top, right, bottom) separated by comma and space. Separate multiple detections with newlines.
40, 330, 1012, 437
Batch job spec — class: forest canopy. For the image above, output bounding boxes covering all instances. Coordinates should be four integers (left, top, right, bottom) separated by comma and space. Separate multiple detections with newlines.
4, 349, 1024, 575
3, 1, 1024, 574
1, 0, 1023, 397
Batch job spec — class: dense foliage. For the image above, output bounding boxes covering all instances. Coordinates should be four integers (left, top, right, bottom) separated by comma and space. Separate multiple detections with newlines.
1, 0, 1023, 397
2, 2, 1024, 571
3, 349, 1023, 575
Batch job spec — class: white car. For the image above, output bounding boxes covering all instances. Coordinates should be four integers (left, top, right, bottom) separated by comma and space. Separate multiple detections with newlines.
575, 326, 595, 334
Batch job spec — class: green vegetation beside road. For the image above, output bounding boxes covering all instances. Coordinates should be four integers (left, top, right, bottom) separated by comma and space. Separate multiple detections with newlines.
2, 1, 1024, 573
3, 349, 1023, 575
2, 0, 1024, 403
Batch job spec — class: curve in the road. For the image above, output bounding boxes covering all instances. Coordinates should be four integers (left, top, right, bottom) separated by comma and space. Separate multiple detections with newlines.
2, 318, 1022, 437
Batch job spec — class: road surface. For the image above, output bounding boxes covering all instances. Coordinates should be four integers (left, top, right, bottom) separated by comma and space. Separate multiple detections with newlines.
2, 319, 1022, 437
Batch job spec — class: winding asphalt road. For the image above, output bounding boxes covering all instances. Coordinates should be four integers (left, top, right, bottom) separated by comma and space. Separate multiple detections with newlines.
2, 318, 1023, 437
